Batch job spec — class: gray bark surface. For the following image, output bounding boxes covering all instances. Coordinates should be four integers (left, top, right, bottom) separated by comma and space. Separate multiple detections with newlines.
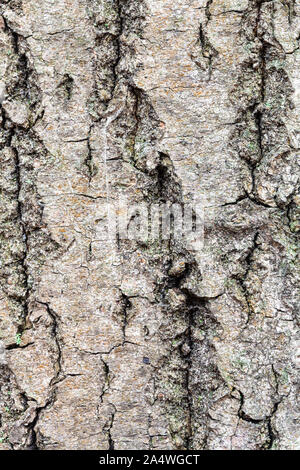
0, 0, 299, 450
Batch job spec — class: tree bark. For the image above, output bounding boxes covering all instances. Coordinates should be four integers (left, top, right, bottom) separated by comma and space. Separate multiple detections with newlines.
0, 0, 299, 450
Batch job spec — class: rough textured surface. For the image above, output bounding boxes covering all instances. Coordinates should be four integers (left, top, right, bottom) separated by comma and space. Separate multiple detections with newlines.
0, 0, 299, 450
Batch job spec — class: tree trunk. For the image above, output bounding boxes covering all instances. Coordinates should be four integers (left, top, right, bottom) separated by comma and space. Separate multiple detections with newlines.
0, 0, 299, 450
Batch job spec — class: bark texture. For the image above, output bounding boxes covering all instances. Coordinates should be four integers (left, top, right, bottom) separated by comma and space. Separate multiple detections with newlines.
0, 0, 299, 450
